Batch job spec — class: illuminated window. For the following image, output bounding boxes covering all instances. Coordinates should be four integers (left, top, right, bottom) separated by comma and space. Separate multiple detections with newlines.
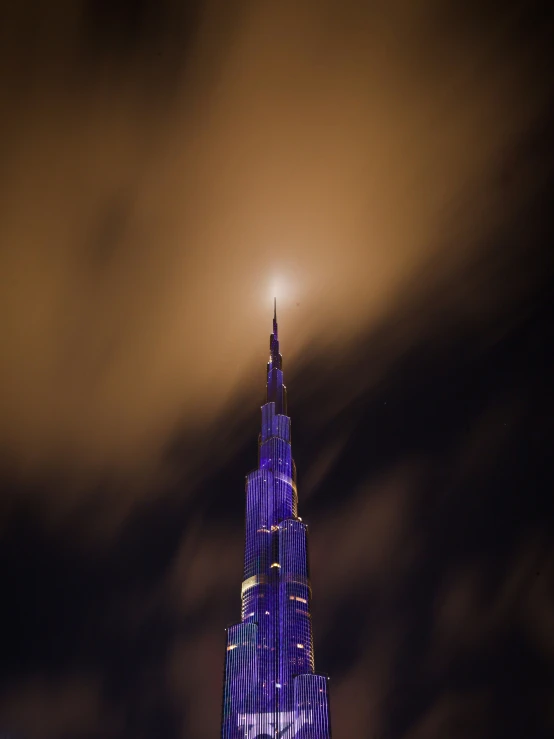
227, 645, 237, 651
297, 644, 304, 649
270, 563, 281, 568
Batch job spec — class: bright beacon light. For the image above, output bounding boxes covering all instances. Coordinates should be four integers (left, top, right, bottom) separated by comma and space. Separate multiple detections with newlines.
267, 274, 294, 309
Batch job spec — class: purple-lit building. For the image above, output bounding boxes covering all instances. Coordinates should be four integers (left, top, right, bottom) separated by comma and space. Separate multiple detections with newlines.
221, 303, 331, 739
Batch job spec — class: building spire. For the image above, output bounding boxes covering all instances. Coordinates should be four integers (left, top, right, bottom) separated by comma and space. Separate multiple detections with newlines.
273, 298, 278, 341
267, 299, 285, 412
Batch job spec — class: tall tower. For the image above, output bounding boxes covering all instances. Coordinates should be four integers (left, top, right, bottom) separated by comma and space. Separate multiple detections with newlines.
221, 303, 331, 739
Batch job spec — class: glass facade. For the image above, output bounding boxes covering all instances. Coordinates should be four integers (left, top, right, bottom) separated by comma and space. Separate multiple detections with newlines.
221, 304, 331, 739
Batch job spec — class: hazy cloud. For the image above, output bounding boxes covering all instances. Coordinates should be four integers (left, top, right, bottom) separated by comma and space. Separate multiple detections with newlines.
1, 0, 551, 498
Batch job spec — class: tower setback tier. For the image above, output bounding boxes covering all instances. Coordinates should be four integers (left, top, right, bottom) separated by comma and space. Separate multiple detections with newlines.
221, 304, 331, 739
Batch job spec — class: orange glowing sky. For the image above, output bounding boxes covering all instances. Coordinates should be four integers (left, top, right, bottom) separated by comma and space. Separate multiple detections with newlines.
1, 1, 551, 492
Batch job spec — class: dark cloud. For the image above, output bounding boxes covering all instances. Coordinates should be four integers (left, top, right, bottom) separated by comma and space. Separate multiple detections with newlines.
0, 674, 119, 739
80, 0, 199, 55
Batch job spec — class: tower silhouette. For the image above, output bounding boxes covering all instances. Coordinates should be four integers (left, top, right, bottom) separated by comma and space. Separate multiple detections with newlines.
221, 305, 331, 739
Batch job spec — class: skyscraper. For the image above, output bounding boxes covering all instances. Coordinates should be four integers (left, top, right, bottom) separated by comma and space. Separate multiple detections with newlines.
221, 303, 331, 739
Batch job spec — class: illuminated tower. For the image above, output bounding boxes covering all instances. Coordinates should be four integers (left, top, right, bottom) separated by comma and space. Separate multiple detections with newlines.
221, 302, 331, 739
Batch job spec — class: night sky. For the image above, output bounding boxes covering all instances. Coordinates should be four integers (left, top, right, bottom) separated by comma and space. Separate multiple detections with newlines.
1, 1, 554, 738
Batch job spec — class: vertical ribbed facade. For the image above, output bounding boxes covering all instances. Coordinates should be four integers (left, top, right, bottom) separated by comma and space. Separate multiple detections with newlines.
221, 305, 331, 739
222, 623, 258, 739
